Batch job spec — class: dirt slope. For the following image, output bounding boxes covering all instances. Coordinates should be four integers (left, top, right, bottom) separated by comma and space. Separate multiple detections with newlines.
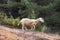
0, 25, 60, 40
0, 30, 24, 40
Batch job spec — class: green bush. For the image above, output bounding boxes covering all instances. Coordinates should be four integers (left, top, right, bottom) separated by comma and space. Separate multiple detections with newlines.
35, 22, 44, 31
3, 15, 9, 25
45, 12, 60, 33
3, 16, 20, 26
12, 17, 20, 26
0, 12, 5, 20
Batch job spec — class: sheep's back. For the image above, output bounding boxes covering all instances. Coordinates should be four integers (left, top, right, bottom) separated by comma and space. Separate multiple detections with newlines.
20, 18, 37, 26
20, 18, 32, 25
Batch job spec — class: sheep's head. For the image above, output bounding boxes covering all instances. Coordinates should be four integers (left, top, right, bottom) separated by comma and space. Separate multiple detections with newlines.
37, 17, 44, 23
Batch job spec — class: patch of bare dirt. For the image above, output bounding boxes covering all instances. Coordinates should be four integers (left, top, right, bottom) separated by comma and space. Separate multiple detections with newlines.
0, 30, 24, 40
0, 25, 60, 40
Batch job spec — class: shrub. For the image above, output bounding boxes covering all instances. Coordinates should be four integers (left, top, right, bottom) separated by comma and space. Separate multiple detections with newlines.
35, 22, 44, 31
12, 17, 20, 26
45, 12, 60, 33
3, 15, 20, 27
0, 12, 5, 20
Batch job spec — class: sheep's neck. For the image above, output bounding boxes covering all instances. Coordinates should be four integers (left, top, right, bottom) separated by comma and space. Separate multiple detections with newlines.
35, 20, 39, 24
36, 19, 40, 23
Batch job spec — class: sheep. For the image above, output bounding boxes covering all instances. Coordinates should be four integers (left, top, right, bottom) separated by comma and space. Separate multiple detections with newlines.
18, 17, 44, 31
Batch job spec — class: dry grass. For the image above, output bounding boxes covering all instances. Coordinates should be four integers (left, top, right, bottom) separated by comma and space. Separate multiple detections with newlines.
0, 25, 60, 40
0, 29, 24, 40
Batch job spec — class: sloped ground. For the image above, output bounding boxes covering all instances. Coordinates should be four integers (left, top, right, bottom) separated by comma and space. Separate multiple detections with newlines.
0, 25, 60, 40
0, 29, 24, 40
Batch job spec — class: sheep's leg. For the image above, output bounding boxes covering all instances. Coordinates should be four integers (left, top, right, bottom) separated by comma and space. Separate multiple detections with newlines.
22, 24, 26, 40
33, 25, 35, 30
31, 27, 33, 31
22, 24, 25, 31
22, 26, 24, 31
31, 26, 35, 31
25, 27, 28, 30
22, 25, 28, 31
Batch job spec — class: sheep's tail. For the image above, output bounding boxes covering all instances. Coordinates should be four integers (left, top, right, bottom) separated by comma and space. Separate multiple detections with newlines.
17, 21, 21, 26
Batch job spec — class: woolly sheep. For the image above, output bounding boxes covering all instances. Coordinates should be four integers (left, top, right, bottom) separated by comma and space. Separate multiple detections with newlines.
18, 17, 44, 30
